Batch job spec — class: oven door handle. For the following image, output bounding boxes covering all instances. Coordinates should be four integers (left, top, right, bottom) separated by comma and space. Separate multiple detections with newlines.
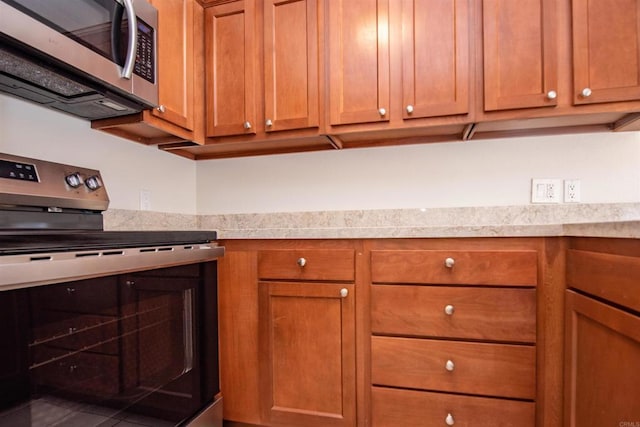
121, 0, 137, 79
183, 288, 194, 374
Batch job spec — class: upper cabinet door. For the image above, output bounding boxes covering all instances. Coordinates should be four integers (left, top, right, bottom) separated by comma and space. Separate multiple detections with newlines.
482, 0, 558, 111
205, 1, 257, 137
572, 0, 640, 105
149, 0, 196, 130
401, 0, 470, 119
264, 0, 319, 132
327, 0, 390, 126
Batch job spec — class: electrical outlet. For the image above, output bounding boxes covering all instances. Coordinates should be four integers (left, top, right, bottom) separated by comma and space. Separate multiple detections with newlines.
139, 190, 151, 211
564, 179, 581, 203
531, 179, 562, 203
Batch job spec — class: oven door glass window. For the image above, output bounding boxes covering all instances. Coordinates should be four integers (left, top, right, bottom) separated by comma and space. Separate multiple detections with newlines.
0, 270, 203, 427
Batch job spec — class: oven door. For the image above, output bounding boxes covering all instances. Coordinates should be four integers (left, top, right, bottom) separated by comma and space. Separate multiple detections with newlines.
0, 0, 157, 105
0, 262, 219, 427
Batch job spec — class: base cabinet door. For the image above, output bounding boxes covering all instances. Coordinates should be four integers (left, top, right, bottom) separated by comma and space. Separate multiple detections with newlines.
564, 290, 640, 426
259, 281, 356, 427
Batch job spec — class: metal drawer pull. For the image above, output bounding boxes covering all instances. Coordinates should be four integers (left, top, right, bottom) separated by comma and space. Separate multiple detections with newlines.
340, 288, 348, 298
445, 413, 455, 426
444, 257, 455, 268
296, 257, 307, 267
444, 304, 455, 315
445, 359, 455, 371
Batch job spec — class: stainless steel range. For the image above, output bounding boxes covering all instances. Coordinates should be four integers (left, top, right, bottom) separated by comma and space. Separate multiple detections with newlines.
0, 153, 223, 427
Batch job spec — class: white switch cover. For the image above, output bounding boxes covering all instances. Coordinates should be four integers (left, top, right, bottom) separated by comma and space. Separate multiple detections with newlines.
140, 190, 152, 211
564, 179, 581, 203
531, 179, 562, 203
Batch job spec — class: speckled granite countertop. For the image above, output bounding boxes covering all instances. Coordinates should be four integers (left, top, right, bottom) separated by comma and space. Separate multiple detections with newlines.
104, 203, 640, 239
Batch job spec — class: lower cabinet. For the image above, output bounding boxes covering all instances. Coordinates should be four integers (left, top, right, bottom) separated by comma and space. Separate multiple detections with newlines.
218, 241, 358, 427
367, 240, 541, 427
565, 239, 640, 426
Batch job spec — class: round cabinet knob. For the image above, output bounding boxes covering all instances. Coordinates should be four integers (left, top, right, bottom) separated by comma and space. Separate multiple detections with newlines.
444, 257, 455, 268
66, 287, 76, 295
265, 119, 273, 127
243, 121, 252, 130
378, 108, 386, 117
406, 105, 414, 114
340, 288, 349, 298
444, 304, 455, 315
157, 105, 166, 113
581, 87, 592, 98
68, 327, 77, 334
445, 413, 455, 426
546, 90, 557, 100
65, 172, 83, 188
125, 280, 135, 287
297, 257, 307, 267
84, 175, 102, 191
445, 359, 455, 372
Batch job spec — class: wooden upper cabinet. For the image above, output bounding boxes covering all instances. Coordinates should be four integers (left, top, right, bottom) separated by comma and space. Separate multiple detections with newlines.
401, 0, 470, 119
572, 0, 640, 105
327, 0, 390, 126
264, 0, 319, 132
482, 0, 558, 111
150, 0, 196, 130
205, 1, 257, 137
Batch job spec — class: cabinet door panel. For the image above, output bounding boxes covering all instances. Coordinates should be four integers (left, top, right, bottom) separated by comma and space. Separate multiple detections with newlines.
205, 1, 256, 137
572, 0, 640, 104
259, 281, 356, 427
402, 0, 470, 118
328, 0, 390, 125
264, 0, 318, 132
483, 0, 557, 111
150, 0, 194, 130
565, 290, 640, 426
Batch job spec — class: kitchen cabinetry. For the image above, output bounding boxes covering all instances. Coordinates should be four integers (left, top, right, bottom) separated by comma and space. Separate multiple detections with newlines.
327, 0, 390, 127
193, 0, 333, 158
368, 240, 540, 427
481, 0, 558, 111
217, 240, 359, 426
565, 239, 640, 426
572, 0, 640, 105
92, 0, 204, 145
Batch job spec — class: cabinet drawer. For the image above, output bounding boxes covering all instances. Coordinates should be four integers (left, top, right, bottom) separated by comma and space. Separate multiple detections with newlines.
372, 386, 535, 427
567, 249, 640, 312
258, 249, 354, 281
372, 285, 536, 343
371, 250, 537, 286
371, 336, 536, 399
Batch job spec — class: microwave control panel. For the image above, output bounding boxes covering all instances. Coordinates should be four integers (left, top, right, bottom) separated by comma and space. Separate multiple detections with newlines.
134, 18, 155, 84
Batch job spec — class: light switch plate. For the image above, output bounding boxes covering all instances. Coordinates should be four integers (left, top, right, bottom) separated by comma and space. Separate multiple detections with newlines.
531, 179, 562, 203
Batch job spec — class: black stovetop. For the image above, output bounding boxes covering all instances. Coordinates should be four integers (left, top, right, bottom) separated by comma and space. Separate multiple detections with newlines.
0, 230, 217, 256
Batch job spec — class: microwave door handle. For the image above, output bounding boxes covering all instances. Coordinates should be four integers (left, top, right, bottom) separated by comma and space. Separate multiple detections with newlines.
110, 3, 125, 66
121, 0, 137, 79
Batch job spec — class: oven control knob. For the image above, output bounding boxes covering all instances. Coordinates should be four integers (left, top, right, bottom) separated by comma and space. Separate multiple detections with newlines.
65, 173, 83, 188
84, 175, 102, 191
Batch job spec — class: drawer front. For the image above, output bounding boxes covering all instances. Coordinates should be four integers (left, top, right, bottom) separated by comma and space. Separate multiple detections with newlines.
371, 250, 537, 286
371, 336, 536, 399
258, 249, 355, 281
567, 249, 640, 312
372, 386, 535, 427
372, 285, 536, 343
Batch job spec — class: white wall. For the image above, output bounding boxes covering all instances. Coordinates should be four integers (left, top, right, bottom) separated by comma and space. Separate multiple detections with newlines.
0, 95, 197, 214
3, 94, 639, 217
196, 131, 640, 214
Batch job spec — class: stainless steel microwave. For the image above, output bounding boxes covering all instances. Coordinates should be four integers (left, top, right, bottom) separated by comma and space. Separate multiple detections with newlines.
0, 0, 158, 120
